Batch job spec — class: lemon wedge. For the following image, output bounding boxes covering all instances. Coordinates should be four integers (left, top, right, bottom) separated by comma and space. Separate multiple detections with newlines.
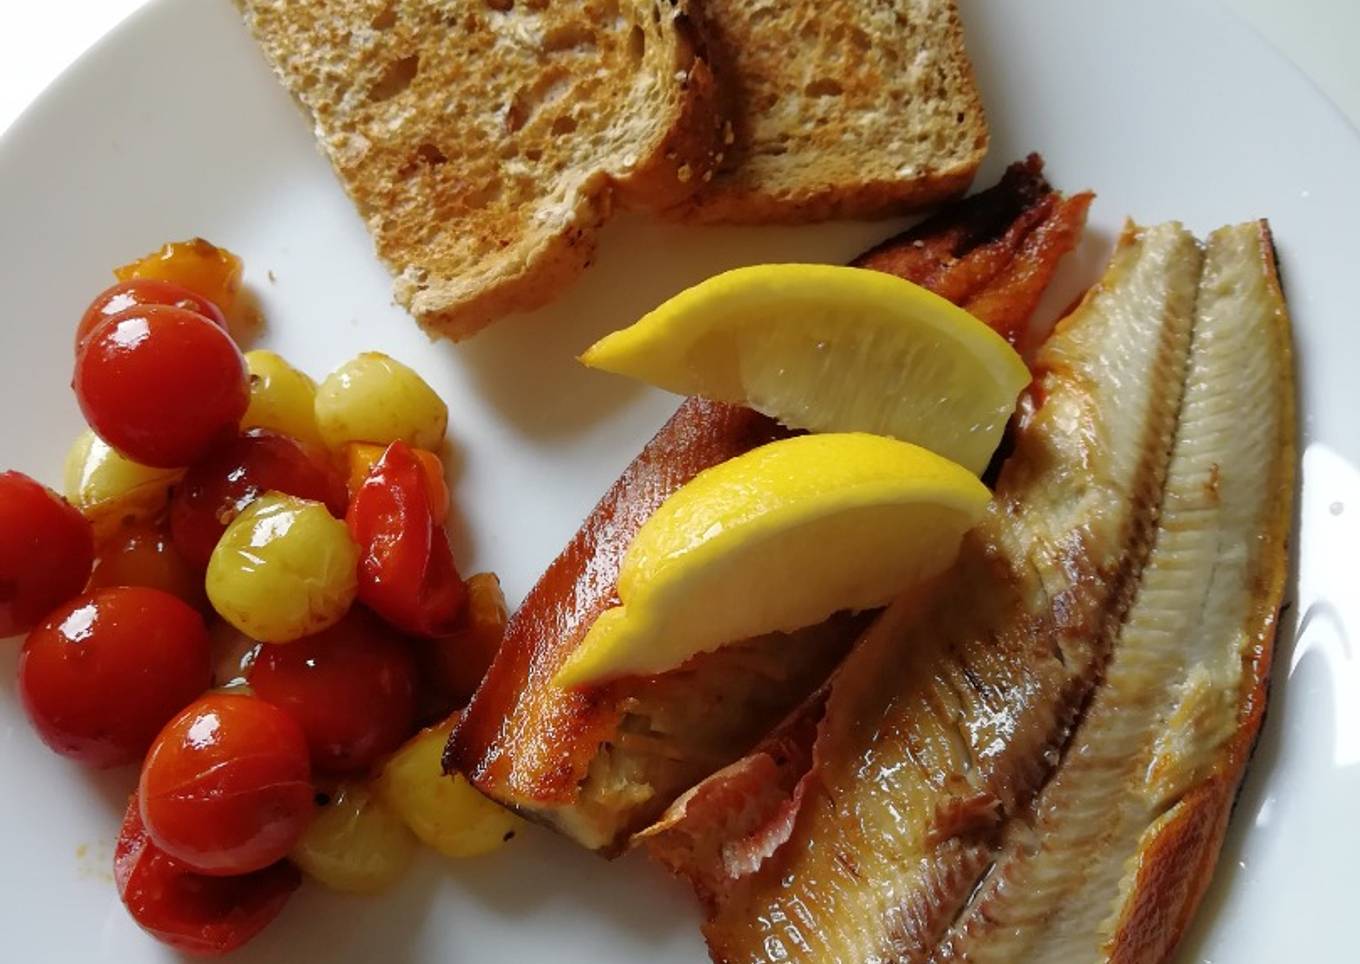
554, 433, 989, 688
581, 264, 1030, 475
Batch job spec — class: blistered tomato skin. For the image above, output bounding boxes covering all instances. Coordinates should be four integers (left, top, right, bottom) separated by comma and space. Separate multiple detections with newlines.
170, 429, 348, 568
76, 279, 226, 352
248, 609, 418, 774
114, 238, 243, 322
0, 471, 95, 638
116, 793, 300, 956
139, 693, 314, 876
344, 442, 448, 523
315, 352, 448, 451
290, 782, 415, 894
206, 492, 359, 643
242, 350, 324, 450
88, 521, 207, 610
18, 587, 212, 767
74, 305, 250, 469
347, 442, 465, 638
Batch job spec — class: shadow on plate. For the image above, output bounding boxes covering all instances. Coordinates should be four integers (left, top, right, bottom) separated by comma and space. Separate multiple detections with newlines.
230, 821, 700, 964
450, 212, 907, 442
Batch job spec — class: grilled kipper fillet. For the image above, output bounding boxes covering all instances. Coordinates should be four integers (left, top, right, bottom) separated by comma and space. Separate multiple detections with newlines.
646, 221, 1293, 963
934, 221, 1295, 963
445, 159, 1091, 853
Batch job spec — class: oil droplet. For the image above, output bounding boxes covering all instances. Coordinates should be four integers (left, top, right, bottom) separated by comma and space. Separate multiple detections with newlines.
1330, 501, 1344, 516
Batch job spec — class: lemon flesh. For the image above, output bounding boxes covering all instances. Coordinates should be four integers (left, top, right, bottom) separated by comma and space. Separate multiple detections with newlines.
581, 264, 1030, 475
554, 433, 989, 688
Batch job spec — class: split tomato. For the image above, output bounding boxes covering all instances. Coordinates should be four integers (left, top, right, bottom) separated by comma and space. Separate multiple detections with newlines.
346, 441, 465, 637
115, 794, 300, 957
139, 693, 314, 876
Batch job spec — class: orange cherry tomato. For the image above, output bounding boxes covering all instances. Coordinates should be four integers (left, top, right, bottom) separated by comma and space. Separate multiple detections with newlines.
74, 305, 250, 469
88, 520, 207, 610
18, 587, 212, 767
170, 429, 348, 568
139, 693, 313, 875
115, 793, 300, 957
114, 238, 242, 322
0, 471, 94, 638
248, 608, 418, 774
346, 442, 465, 638
344, 442, 448, 524
76, 279, 225, 352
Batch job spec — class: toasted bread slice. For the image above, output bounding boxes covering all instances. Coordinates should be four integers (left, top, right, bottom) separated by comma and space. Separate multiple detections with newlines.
674, 0, 988, 223
237, 0, 725, 338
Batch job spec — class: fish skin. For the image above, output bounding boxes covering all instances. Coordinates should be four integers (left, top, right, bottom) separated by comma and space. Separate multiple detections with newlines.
853, 152, 1094, 347
445, 158, 1090, 854
444, 398, 791, 846
671, 221, 1208, 963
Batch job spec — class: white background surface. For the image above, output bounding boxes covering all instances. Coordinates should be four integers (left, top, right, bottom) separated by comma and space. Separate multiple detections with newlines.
4, 0, 1360, 132
1, 2, 1358, 963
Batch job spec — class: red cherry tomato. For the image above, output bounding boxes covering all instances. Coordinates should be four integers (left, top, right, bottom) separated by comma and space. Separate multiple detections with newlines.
0, 471, 94, 638
17, 587, 212, 767
74, 305, 249, 469
170, 429, 348, 567
88, 521, 207, 610
116, 793, 300, 957
76, 279, 226, 352
346, 441, 465, 637
248, 608, 418, 774
140, 692, 313, 875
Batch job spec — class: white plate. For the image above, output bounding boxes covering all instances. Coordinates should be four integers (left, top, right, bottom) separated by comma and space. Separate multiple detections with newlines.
2, 0, 1357, 960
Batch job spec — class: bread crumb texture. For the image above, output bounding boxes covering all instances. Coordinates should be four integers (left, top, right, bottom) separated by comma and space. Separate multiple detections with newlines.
238, 0, 724, 338
678, 0, 989, 223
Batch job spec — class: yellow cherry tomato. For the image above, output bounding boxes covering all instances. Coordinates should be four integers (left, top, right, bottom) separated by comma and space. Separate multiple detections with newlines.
291, 782, 416, 894
242, 350, 324, 450
63, 429, 182, 537
315, 352, 447, 452
379, 717, 522, 858
206, 491, 358, 643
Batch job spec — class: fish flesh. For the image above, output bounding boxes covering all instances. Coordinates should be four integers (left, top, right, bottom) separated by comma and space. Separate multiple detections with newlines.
936, 221, 1294, 964
646, 220, 1294, 964
445, 158, 1092, 853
